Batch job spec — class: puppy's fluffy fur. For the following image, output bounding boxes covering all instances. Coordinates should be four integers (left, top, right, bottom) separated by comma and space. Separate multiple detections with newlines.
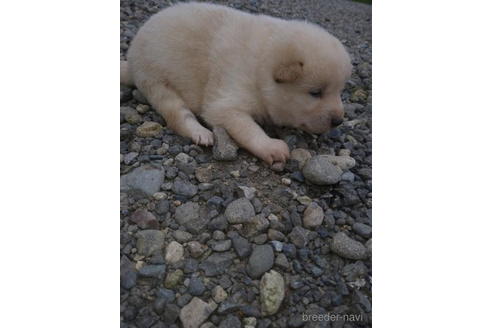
121, 2, 352, 165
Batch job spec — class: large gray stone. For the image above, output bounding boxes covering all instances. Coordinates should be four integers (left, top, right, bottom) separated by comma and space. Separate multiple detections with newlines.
135, 230, 165, 256
213, 127, 238, 161
288, 226, 311, 248
120, 164, 165, 196
179, 297, 217, 328
130, 209, 159, 229
247, 244, 274, 278
175, 202, 208, 234
302, 155, 343, 185
225, 198, 255, 224
302, 202, 324, 229
331, 232, 367, 260
199, 252, 236, 276
165, 241, 184, 264
323, 155, 356, 170
260, 270, 285, 316
172, 178, 198, 197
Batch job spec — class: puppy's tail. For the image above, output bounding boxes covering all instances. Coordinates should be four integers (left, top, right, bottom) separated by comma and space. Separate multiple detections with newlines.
120, 60, 134, 86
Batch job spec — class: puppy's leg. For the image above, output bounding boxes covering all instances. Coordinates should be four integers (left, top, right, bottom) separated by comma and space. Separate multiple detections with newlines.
143, 83, 213, 146
205, 110, 289, 165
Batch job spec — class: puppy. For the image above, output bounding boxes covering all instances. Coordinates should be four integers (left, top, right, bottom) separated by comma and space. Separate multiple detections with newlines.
121, 2, 352, 165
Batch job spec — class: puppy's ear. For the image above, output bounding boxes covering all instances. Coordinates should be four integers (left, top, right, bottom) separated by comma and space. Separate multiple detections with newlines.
274, 61, 303, 83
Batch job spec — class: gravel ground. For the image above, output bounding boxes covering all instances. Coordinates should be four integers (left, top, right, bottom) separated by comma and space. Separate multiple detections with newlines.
120, 1, 372, 327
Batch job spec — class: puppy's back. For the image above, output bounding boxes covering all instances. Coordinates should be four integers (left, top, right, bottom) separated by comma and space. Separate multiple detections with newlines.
128, 3, 237, 109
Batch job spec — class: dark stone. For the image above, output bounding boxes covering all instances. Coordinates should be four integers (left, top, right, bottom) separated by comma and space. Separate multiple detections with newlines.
247, 244, 274, 278
188, 277, 206, 296
138, 264, 166, 279
230, 232, 252, 258
162, 303, 180, 324
156, 199, 170, 215
218, 315, 241, 328
199, 252, 236, 276
282, 243, 297, 259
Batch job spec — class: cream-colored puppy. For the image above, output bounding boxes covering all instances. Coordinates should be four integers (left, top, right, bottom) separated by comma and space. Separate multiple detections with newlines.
121, 2, 352, 165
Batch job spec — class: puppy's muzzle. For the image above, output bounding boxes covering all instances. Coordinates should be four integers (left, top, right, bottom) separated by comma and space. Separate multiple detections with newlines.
331, 117, 344, 127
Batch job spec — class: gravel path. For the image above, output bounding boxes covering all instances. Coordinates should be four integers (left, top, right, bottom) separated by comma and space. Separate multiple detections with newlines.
120, 1, 372, 327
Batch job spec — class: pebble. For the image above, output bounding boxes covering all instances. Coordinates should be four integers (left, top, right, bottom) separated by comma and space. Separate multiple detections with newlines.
165, 241, 184, 264
238, 186, 257, 200
323, 155, 357, 170
213, 127, 238, 161
267, 229, 286, 241
302, 155, 343, 185
163, 303, 180, 324
243, 317, 257, 328
341, 171, 356, 182
242, 214, 270, 237
135, 230, 165, 256
195, 166, 213, 183
152, 191, 167, 200
302, 202, 324, 229
212, 240, 232, 252
175, 202, 208, 234
136, 121, 163, 137
120, 164, 165, 196
156, 288, 176, 303
353, 222, 372, 238
260, 270, 285, 316
339, 148, 351, 156
247, 244, 274, 278
219, 315, 241, 328
138, 264, 166, 279
288, 226, 311, 248
275, 253, 290, 271
130, 209, 159, 229
174, 230, 193, 243
136, 104, 149, 113
172, 178, 198, 197
187, 241, 208, 258
164, 269, 184, 288
270, 240, 283, 252
281, 178, 291, 185
188, 277, 206, 296
331, 232, 367, 260
248, 165, 260, 172
199, 252, 236, 276
212, 285, 228, 303
351, 88, 368, 103
225, 198, 255, 224
290, 148, 312, 168
123, 151, 139, 164
156, 144, 169, 155
120, 257, 137, 289
296, 196, 312, 206
230, 233, 252, 258
179, 297, 217, 328
366, 238, 372, 257
213, 230, 226, 240
121, 106, 142, 125
282, 243, 296, 258
175, 152, 197, 175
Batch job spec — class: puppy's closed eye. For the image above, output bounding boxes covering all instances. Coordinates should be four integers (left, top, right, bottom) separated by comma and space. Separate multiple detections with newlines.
309, 89, 323, 98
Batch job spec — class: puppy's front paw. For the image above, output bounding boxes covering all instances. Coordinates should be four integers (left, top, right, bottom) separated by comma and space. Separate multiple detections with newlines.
256, 138, 290, 166
191, 127, 214, 146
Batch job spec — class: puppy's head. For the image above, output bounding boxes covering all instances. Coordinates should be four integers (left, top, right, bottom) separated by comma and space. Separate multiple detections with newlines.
260, 22, 352, 134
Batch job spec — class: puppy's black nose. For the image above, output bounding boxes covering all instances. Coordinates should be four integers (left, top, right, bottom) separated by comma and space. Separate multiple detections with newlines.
331, 118, 343, 127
